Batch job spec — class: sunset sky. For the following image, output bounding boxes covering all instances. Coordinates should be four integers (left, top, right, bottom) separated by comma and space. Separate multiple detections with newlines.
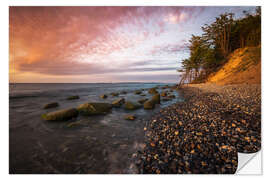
9, 6, 256, 83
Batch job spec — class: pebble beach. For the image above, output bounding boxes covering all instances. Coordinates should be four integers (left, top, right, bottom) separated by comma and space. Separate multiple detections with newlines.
135, 83, 261, 174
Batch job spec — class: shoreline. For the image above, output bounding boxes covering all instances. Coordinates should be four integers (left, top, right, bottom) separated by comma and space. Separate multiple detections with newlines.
135, 83, 261, 174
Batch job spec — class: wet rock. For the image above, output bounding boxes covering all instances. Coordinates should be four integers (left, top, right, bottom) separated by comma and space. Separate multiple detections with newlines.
110, 92, 119, 97
67, 95, 80, 100
143, 100, 155, 109
161, 91, 167, 97
112, 98, 125, 107
124, 101, 142, 110
100, 94, 108, 99
151, 93, 160, 104
66, 121, 82, 128
134, 90, 142, 95
43, 102, 59, 109
41, 108, 78, 121
162, 97, 172, 101
77, 102, 112, 115
125, 114, 136, 120
120, 91, 127, 94
138, 98, 148, 104
168, 95, 176, 99
148, 88, 158, 94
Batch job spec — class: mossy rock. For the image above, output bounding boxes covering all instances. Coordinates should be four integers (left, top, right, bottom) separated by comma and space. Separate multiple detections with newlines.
151, 93, 160, 104
43, 102, 59, 109
140, 94, 146, 96
67, 95, 80, 100
112, 98, 125, 107
124, 114, 136, 120
143, 100, 155, 109
148, 88, 158, 94
77, 102, 112, 116
100, 94, 108, 99
134, 90, 142, 95
41, 108, 78, 121
138, 98, 148, 104
110, 92, 119, 97
124, 101, 142, 110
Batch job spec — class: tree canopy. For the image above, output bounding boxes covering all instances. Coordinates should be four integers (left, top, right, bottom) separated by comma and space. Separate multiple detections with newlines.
178, 7, 261, 85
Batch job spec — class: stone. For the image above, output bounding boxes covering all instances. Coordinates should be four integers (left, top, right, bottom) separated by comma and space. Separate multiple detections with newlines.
100, 94, 108, 99
151, 93, 160, 104
43, 102, 59, 109
134, 90, 142, 95
77, 102, 112, 115
110, 92, 119, 96
41, 108, 78, 121
161, 91, 167, 97
67, 121, 82, 128
120, 91, 127, 94
112, 98, 125, 107
168, 95, 176, 99
67, 95, 80, 100
125, 114, 136, 120
124, 101, 142, 110
138, 98, 148, 104
148, 88, 158, 94
162, 97, 172, 101
144, 100, 155, 109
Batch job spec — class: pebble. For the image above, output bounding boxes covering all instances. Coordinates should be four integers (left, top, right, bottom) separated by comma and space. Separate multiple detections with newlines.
135, 84, 260, 174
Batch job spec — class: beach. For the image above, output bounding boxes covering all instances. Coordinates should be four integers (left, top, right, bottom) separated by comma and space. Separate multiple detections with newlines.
9, 83, 180, 174
136, 83, 261, 174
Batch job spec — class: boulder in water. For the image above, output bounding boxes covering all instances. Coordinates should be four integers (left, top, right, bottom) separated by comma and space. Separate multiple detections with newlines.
124, 101, 142, 110
120, 91, 127, 94
138, 98, 148, 104
41, 108, 78, 121
163, 97, 173, 101
168, 95, 176, 99
151, 93, 160, 104
77, 102, 112, 115
100, 94, 108, 99
125, 114, 136, 120
43, 102, 59, 109
148, 88, 158, 94
143, 100, 155, 109
112, 98, 125, 107
161, 91, 167, 97
67, 95, 80, 100
134, 90, 142, 95
110, 92, 119, 97
162, 97, 172, 101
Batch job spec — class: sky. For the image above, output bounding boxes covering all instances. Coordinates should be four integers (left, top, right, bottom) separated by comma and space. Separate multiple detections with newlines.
9, 6, 256, 83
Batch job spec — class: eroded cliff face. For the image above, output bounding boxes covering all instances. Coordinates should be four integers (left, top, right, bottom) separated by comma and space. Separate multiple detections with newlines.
207, 46, 261, 85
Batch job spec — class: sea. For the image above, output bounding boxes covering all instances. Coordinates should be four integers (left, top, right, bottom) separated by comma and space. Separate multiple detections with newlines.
9, 82, 182, 174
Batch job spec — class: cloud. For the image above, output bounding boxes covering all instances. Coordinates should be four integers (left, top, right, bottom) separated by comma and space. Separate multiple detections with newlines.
10, 6, 200, 80
10, 6, 255, 82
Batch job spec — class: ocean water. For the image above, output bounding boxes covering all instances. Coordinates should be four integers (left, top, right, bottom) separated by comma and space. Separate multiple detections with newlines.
9, 83, 182, 174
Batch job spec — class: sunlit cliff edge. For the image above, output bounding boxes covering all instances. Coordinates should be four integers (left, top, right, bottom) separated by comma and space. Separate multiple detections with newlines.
206, 46, 261, 85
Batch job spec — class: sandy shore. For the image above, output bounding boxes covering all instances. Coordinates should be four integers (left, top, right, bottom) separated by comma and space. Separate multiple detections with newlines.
135, 83, 261, 174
